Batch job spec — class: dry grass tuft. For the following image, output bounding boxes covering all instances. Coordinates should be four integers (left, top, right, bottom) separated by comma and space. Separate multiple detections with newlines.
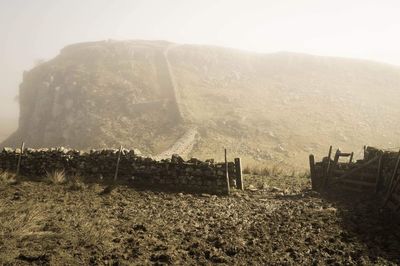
45, 170, 87, 190
0, 203, 47, 238
45, 169, 67, 184
0, 171, 18, 185
243, 164, 292, 177
243, 164, 310, 183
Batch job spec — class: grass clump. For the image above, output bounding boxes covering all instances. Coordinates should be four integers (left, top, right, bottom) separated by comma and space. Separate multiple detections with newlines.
45, 169, 67, 184
45, 170, 87, 190
243, 163, 309, 179
243, 164, 290, 177
0, 171, 18, 185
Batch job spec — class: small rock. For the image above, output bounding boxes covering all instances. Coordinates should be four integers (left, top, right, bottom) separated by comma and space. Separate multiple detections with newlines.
325, 207, 337, 213
248, 185, 258, 192
171, 154, 184, 164
210, 255, 227, 263
271, 187, 283, 192
150, 254, 172, 264
13, 192, 21, 200
17, 254, 49, 263
132, 224, 147, 232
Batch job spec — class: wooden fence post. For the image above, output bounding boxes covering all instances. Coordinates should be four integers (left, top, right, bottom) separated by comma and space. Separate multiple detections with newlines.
309, 154, 317, 190
375, 152, 384, 194
16, 141, 25, 177
324, 149, 340, 190
113, 146, 123, 182
234, 158, 243, 190
383, 150, 400, 207
225, 149, 230, 195
326, 146, 333, 174
349, 152, 354, 163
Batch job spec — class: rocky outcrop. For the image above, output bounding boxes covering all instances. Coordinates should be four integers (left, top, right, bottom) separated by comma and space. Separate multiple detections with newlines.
3, 41, 184, 155
3, 40, 400, 167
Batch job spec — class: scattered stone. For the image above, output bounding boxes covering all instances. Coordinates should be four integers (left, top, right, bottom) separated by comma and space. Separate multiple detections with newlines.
171, 154, 184, 164
17, 253, 49, 264
325, 207, 338, 213
132, 224, 147, 232
271, 187, 283, 192
210, 255, 227, 263
248, 184, 257, 191
150, 254, 172, 264
12, 191, 21, 200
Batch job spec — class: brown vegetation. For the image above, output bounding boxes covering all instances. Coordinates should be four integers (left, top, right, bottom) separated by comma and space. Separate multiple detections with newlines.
0, 173, 398, 265
0, 170, 18, 185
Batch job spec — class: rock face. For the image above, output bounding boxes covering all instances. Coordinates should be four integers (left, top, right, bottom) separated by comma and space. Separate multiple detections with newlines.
3, 40, 400, 167
4, 41, 184, 155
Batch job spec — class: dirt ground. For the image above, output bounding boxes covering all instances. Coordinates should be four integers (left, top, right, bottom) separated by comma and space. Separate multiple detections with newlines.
0, 174, 399, 265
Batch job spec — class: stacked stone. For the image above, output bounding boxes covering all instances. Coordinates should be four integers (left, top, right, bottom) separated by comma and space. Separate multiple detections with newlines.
0, 147, 234, 194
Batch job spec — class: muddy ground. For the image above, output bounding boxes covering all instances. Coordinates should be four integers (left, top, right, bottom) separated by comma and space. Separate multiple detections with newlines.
0, 174, 399, 265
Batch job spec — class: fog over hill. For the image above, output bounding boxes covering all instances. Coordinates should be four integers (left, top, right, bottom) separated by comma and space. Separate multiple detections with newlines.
2, 40, 400, 167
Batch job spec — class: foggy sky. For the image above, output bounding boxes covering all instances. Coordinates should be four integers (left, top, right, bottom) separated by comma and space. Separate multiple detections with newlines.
1, 0, 400, 121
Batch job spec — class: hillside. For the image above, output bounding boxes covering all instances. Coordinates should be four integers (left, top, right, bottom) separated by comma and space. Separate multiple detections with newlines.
3, 40, 400, 168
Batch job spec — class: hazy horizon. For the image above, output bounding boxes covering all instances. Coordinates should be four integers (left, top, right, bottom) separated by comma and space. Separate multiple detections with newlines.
1, 0, 400, 121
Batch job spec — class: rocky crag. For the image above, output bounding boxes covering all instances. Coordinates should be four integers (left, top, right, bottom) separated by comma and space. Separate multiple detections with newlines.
3, 40, 400, 167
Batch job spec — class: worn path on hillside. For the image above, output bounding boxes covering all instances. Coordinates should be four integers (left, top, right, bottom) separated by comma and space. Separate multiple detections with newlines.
154, 128, 198, 160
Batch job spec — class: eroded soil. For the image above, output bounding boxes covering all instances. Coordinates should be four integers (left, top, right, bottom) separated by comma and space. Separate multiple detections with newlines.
0, 175, 399, 265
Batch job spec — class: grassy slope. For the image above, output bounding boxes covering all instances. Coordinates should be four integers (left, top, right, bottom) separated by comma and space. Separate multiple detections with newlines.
169, 46, 400, 167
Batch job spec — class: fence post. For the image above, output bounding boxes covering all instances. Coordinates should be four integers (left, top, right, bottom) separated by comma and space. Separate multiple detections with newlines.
234, 158, 243, 190
114, 146, 123, 182
225, 149, 230, 195
322, 146, 333, 189
324, 149, 340, 190
309, 154, 317, 190
349, 152, 354, 163
325, 146, 333, 177
383, 150, 400, 207
375, 152, 384, 194
16, 141, 25, 178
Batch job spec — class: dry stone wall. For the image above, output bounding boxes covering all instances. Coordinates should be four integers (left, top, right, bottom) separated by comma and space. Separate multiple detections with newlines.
0, 147, 242, 195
